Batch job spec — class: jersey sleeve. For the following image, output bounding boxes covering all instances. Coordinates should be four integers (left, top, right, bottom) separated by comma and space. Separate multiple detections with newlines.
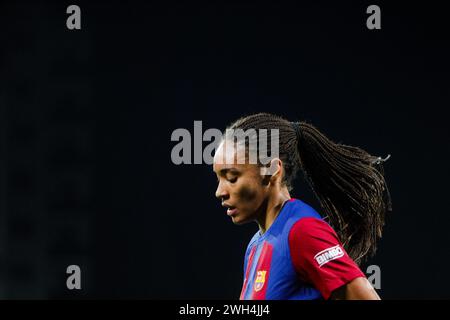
288, 217, 365, 300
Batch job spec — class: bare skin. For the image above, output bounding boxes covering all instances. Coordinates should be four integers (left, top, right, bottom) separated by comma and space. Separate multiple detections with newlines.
213, 140, 380, 300
331, 277, 380, 300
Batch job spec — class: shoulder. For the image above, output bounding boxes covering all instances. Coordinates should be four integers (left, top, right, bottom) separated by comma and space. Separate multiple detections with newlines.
288, 217, 340, 253
286, 198, 322, 220
289, 217, 337, 238
282, 199, 324, 237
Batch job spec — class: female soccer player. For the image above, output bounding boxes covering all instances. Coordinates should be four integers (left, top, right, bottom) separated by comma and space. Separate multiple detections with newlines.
213, 113, 392, 300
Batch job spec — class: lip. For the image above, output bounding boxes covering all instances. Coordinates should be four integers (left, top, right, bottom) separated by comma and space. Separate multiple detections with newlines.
222, 203, 238, 216
226, 208, 238, 216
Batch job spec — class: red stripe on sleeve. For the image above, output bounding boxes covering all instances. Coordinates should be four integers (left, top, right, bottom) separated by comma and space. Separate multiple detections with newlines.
288, 217, 365, 300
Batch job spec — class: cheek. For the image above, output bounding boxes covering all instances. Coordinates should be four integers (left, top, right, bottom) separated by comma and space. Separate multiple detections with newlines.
237, 184, 259, 202
234, 181, 266, 210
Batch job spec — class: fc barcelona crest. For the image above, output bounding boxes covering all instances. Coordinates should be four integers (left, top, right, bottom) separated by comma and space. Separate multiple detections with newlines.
254, 270, 267, 292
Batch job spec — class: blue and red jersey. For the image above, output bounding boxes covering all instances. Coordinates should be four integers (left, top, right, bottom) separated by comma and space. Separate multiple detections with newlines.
239, 198, 365, 300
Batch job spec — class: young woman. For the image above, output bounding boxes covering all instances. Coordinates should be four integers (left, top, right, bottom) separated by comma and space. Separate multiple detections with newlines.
212, 113, 392, 300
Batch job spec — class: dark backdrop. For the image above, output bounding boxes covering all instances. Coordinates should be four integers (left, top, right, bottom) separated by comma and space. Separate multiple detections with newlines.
0, 1, 449, 299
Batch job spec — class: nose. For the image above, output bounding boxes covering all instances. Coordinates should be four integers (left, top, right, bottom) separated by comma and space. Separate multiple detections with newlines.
215, 180, 229, 201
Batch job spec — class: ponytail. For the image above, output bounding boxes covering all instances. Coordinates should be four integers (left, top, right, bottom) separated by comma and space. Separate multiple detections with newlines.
292, 121, 392, 264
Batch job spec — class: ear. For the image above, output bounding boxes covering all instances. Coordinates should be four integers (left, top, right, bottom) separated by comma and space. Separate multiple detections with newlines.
260, 158, 283, 185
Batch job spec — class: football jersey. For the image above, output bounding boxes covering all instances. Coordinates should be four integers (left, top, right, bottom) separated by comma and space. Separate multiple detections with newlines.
239, 198, 365, 300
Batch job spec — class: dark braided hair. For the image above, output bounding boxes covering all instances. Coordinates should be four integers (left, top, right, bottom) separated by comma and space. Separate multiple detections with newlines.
227, 112, 392, 264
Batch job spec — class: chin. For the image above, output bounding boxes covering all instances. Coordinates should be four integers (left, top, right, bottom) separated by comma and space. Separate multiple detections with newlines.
231, 215, 251, 225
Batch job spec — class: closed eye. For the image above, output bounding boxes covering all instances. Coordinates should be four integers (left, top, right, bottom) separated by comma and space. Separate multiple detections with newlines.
227, 177, 237, 183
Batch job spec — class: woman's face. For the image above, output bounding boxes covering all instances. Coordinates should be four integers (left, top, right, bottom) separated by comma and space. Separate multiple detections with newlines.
213, 140, 269, 224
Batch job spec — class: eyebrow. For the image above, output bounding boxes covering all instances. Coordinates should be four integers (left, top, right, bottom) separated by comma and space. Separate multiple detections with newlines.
218, 168, 239, 175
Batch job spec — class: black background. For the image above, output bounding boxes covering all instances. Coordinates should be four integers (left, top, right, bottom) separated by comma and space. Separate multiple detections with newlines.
0, 1, 449, 299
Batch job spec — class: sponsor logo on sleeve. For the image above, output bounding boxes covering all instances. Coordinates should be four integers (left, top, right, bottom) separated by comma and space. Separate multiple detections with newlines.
314, 245, 344, 267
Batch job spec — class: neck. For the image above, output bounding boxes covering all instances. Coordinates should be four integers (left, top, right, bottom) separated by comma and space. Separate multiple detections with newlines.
256, 188, 291, 234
